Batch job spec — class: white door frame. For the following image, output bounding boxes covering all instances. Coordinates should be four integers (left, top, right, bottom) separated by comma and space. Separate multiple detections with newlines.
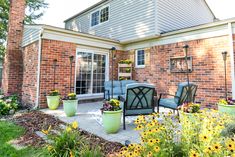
75, 48, 109, 99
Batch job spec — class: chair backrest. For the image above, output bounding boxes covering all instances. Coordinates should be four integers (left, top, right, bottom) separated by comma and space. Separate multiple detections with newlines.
174, 82, 198, 105
125, 83, 155, 110
121, 80, 137, 94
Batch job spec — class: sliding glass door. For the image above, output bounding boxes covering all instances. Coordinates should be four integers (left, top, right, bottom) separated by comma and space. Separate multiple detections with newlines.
75, 51, 107, 97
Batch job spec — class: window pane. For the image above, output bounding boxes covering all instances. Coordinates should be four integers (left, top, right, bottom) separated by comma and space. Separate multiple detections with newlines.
91, 11, 99, 26
137, 50, 145, 66
100, 7, 109, 23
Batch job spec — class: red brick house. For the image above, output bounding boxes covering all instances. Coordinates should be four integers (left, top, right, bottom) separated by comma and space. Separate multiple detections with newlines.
3, 0, 235, 108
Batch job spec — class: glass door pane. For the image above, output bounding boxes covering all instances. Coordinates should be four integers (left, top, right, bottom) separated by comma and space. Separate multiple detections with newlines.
93, 54, 106, 94
76, 52, 93, 95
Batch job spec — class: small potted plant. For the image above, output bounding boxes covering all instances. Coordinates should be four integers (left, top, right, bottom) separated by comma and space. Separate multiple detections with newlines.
63, 93, 78, 117
101, 99, 122, 134
217, 98, 235, 115
179, 102, 201, 121
47, 90, 60, 110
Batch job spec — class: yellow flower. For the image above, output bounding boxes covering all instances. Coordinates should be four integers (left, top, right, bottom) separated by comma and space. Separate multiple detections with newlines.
70, 151, 74, 157
72, 121, 78, 129
42, 129, 49, 135
226, 139, 235, 151
147, 139, 156, 146
204, 146, 213, 154
154, 146, 160, 152
66, 127, 72, 132
189, 150, 200, 157
147, 151, 153, 157
212, 143, 222, 153
135, 125, 143, 130
47, 145, 53, 152
41, 125, 51, 135
199, 134, 209, 142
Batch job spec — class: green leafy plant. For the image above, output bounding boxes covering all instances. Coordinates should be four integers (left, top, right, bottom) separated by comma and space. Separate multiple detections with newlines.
43, 121, 103, 157
125, 68, 131, 73
101, 99, 121, 112
119, 60, 132, 64
0, 94, 19, 115
121, 110, 234, 157
48, 90, 60, 96
179, 103, 201, 113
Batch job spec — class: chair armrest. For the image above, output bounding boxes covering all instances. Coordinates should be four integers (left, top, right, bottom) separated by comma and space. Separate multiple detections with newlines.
159, 93, 180, 98
118, 95, 126, 102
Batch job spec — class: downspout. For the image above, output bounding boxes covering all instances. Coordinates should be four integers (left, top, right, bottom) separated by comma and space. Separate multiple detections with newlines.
228, 23, 235, 99
35, 28, 43, 109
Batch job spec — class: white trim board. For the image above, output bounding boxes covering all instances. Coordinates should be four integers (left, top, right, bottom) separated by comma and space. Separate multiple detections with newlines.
42, 29, 123, 50
124, 24, 229, 50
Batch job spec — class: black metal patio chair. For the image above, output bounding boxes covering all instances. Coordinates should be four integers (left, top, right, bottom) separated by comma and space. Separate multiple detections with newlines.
119, 83, 157, 130
157, 82, 198, 115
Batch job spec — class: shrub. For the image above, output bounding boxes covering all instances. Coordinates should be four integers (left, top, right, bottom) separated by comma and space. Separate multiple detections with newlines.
119, 110, 235, 157
43, 121, 103, 157
0, 94, 19, 115
119, 60, 132, 64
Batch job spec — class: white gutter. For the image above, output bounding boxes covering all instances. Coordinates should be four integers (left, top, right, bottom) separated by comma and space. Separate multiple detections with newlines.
35, 28, 43, 109
228, 22, 235, 99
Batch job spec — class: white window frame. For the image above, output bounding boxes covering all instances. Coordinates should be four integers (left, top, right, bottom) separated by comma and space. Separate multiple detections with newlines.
90, 5, 110, 28
90, 10, 100, 27
135, 49, 145, 68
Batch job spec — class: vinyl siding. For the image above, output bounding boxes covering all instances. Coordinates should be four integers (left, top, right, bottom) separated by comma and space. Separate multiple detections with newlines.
65, 0, 156, 42
157, 0, 214, 33
22, 26, 41, 47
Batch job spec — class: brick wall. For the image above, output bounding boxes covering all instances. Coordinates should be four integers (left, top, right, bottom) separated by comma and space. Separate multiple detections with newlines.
123, 36, 231, 108
39, 39, 77, 108
21, 42, 39, 106
2, 0, 26, 95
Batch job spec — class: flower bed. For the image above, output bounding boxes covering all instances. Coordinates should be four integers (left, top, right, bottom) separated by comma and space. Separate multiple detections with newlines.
120, 110, 235, 157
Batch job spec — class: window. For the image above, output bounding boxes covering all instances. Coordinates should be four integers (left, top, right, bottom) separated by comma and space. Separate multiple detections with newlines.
100, 7, 109, 23
136, 49, 145, 68
91, 6, 109, 27
91, 11, 100, 27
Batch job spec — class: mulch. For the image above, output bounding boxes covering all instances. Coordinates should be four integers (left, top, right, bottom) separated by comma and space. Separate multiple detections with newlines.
10, 110, 123, 156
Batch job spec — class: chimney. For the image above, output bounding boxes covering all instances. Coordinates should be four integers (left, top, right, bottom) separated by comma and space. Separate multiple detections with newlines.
2, 0, 26, 94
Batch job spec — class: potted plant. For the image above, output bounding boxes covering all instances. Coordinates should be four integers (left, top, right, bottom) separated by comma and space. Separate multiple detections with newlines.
217, 98, 235, 115
179, 103, 201, 121
47, 90, 60, 110
101, 99, 122, 134
63, 93, 78, 117
118, 59, 132, 65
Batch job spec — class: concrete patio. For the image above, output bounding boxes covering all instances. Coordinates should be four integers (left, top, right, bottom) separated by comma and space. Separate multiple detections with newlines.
41, 101, 171, 145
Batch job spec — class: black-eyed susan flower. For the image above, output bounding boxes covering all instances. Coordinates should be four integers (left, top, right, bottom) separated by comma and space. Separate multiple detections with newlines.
189, 150, 200, 157
147, 151, 153, 157
135, 125, 143, 130
213, 143, 222, 153
154, 146, 160, 152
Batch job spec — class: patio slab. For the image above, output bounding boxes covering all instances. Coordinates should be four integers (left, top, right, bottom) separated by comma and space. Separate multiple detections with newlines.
41, 102, 171, 145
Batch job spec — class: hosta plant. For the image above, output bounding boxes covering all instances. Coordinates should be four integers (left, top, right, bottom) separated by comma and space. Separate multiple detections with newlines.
0, 94, 19, 115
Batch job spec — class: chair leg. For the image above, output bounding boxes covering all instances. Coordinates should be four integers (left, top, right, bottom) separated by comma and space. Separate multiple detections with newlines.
123, 114, 126, 130
157, 105, 160, 113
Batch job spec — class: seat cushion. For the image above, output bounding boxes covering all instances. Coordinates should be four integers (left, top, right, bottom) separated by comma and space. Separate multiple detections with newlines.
159, 98, 178, 109
125, 109, 153, 115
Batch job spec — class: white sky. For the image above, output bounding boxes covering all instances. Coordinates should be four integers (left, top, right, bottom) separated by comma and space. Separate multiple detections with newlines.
36, 0, 235, 28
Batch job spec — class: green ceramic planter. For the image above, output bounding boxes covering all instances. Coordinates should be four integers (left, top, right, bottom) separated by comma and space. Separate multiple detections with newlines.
63, 100, 78, 117
102, 110, 122, 134
218, 103, 235, 116
179, 111, 200, 122
46, 96, 60, 110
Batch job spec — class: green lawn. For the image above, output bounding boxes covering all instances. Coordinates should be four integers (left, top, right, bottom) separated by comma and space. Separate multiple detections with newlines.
0, 121, 45, 157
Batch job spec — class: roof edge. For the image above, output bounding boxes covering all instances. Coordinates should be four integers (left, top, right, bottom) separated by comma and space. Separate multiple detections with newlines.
64, 0, 109, 23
